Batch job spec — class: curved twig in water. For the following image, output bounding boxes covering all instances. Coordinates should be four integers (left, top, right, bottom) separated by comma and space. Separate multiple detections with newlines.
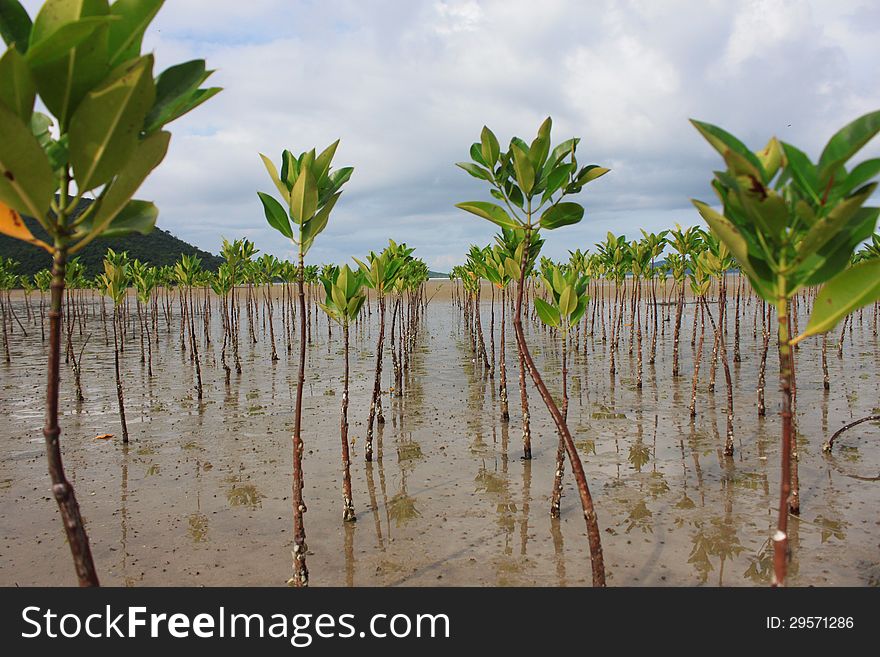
822, 415, 880, 452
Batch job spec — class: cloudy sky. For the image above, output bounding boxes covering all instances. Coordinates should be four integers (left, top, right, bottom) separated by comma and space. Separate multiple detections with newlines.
23, 0, 880, 271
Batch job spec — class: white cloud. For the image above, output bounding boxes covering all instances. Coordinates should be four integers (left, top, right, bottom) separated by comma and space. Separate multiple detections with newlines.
16, 0, 880, 269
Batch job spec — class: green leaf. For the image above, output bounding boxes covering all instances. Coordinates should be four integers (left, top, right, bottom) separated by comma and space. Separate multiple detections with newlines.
313, 139, 339, 183
533, 296, 560, 328
800, 206, 878, 286
798, 259, 880, 342
259, 153, 289, 203
838, 158, 880, 198
289, 165, 318, 225
795, 183, 877, 264
559, 285, 577, 317
0, 101, 54, 220
570, 295, 588, 327
107, 0, 162, 67
539, 202, 583, 230
541, 163, 574, 203
280, 149, 296, 190
69, 54, 156, 192
28, 14, 114, 130
818, 109, 880, 179
574, 165, 610, 187
258, 191, 291, 239
511, 143, 535, 195
692, 199, 766, 289
95, 198, 156, 238
456, 161, 493, 182
143, 59, 209, 132
455, 201, 520, 229
504, 256, 521, 282
0, 0, 32, 53
529, 134, 549, 172
547, 137, 579, 169
781, 142, 820, 204
0, 46, 35, 121
71, 129, 169, 250
153, 85, 219, 128
690, 119, 765, 177
480, 126, 499, 167
301, 191, 340, 251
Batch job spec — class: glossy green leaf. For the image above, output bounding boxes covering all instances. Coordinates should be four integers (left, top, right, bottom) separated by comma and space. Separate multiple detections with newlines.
504, 256, 520, 282
798, 259, 880, 342
801, 207, 878, 286
96, 198, 156, 238
529, 134, 549, 172
289, 165, 317, 225
575, 165, 610, 187
818, 109, 880, 179
107, 0, 162, 66
0, 0, 32, 53
533, 296, 560, 328
70, 129, 169, 251
838, 158, 880, 198
547, 137, 579, 169
313, 139, 339, 183
302, 191, 340, 251
456, 161, 493, 182
559, 285, 577, 317
511, 143, 534, 195
0, 101, 54, 220
781, 142, 820, 204
259, 153, 289, 202
796, 183, 877, 264
69, 55, 156, 192
0, 46, 35, 121
690, 119, 765, 178
455, 201, 520, 229
692, 200, 762, 282
540, 163, 573, 203
480, 125, 499, 167
258, 191, 291, 239
539, 202, 583, 230
570, 295, 588, 327
143, 59, 209, 132
29, 16, 113, 131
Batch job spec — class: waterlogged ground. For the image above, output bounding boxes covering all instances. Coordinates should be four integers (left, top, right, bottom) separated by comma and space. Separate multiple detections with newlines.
1, 283, 878, 586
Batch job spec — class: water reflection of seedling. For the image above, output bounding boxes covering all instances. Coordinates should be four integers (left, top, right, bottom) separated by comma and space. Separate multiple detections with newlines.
628, 443, 651, 471
475, 468, 505, 494
591, 405, 627, 420
227, 484, 264, 509
813, 515, 847, 543
188, 513, 209, 543
323, 388, 336, 396
625, 499, 653, 534
387, 492, 420, 527
731, 472, 764, 491
675, 494, 696, 510
575, 439, 596, 455
136, 447, 154, 456
688, 518, 745, 584
181, 441, 202, 451
647, 472, 669, 498
145, 464, 160, 477
839, 445, 861, 463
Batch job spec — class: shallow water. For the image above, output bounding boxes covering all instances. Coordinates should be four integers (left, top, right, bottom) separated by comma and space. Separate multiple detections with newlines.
1, 283, 878, 586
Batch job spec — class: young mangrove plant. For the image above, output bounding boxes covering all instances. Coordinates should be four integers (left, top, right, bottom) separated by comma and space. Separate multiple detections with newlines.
533, 261, 589, 518
456, 117, 610, 586
691, 109, 880, 586
98, 253, 130, 444
0, 0, 219, 586
354, 241, 411, 462
318, 264, 367, 522
258, 141, 353, 587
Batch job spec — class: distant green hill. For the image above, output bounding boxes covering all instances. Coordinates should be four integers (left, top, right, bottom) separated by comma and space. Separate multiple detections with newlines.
1, 201, 223, 280
428, 270, 448, 278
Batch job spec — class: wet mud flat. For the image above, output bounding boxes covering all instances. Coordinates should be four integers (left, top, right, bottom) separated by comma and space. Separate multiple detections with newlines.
1, 283, 878, 586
